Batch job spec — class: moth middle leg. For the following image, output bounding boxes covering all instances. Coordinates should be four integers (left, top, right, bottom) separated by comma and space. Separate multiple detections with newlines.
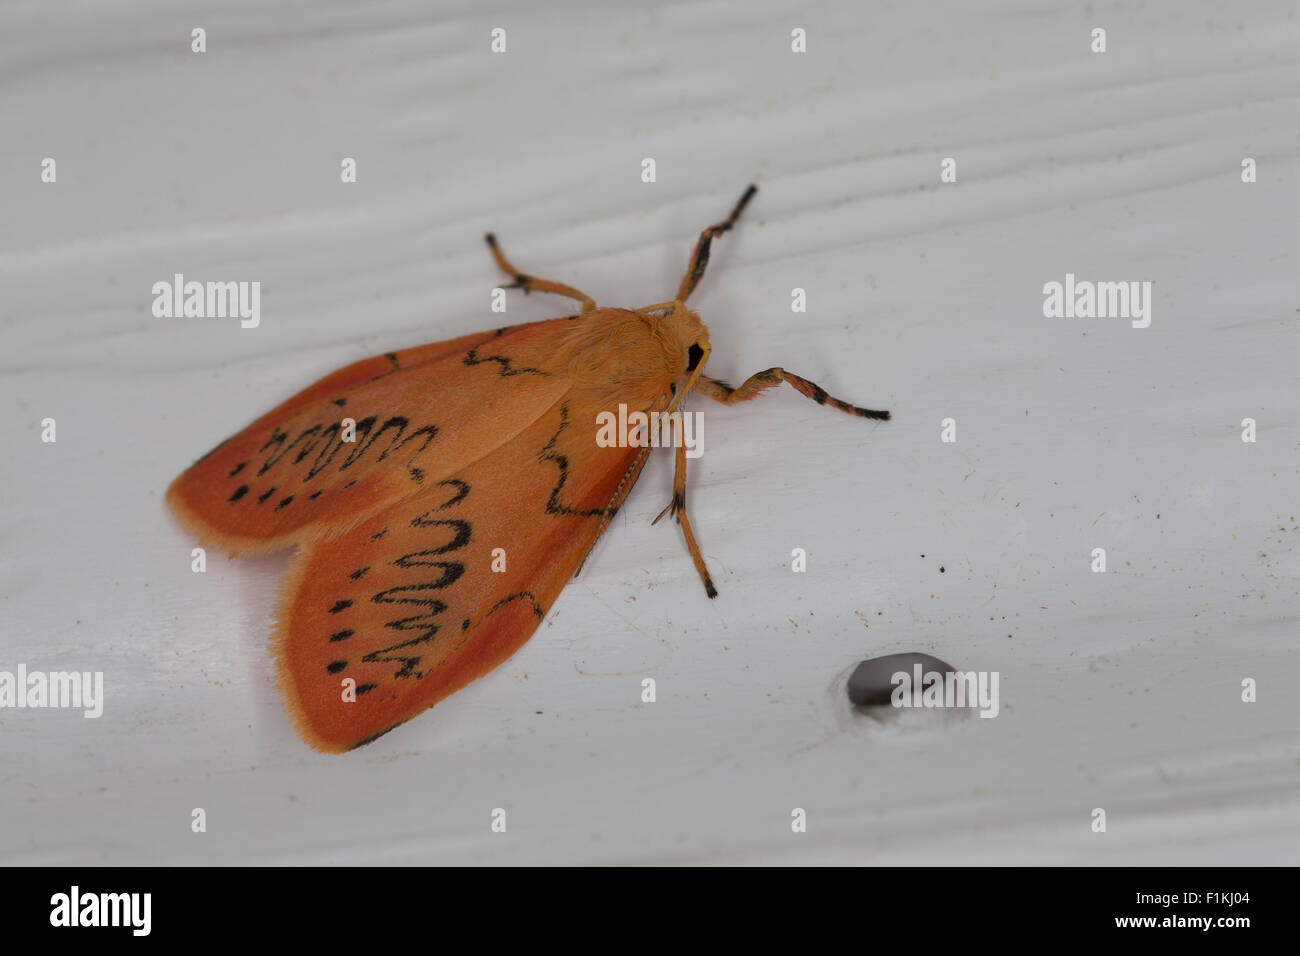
484, 233, 596, 313
652, 439, 717, 599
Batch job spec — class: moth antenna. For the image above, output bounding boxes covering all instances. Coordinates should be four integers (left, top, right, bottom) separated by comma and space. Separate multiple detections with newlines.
675, 184, 757, 303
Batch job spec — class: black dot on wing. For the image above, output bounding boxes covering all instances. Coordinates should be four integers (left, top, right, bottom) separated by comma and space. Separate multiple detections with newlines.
329, 630, 354, 642
276, 495, 295, 510
227, 461, 247, 477
326, 661, 347, 674
308, 490, 322, 500
349, 567, 370, 580
257, 487, 277, 504
229, 485, 249, 502
329, 599, 353, 613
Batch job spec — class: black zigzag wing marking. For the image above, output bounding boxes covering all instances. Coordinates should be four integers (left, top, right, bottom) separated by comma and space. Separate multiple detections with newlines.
539, 402, 619, 518
351, 480, 477, 683
463, 348, 548, 377
431, 478, 470, 510
488, 591, 545, 621
401, 518, 471, 557
244, 415, 440, 492
366, 568, 466, 679
366, 583, 454, 680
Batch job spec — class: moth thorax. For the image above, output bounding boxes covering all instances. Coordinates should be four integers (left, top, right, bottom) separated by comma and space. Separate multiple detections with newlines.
567, 316, 678, 390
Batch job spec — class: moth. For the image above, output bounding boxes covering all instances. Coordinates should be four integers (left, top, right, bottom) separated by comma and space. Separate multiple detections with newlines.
167, 185, 890, 752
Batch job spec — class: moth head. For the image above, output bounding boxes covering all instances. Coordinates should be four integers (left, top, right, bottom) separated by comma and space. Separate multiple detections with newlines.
673, 304, 712, 370
633, 300, 711, 395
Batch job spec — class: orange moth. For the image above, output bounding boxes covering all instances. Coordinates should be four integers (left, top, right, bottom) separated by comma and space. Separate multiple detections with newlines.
167, 186, 890, 752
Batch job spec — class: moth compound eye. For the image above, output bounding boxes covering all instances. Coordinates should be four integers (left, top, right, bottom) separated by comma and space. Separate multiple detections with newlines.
686, 343, 705, 372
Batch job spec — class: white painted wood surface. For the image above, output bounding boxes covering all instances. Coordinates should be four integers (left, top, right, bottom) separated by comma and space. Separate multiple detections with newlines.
2, 1, 1297, 864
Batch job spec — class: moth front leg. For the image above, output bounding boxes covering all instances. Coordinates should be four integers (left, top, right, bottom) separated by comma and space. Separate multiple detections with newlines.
696, 369, 890, 420
652, 439, 717, 598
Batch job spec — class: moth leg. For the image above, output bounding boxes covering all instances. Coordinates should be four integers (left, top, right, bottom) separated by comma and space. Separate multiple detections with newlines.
652, 440, 717, 599
695, 369, 890, 421
675, 184, 758, 303
484, 233, 596, 313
